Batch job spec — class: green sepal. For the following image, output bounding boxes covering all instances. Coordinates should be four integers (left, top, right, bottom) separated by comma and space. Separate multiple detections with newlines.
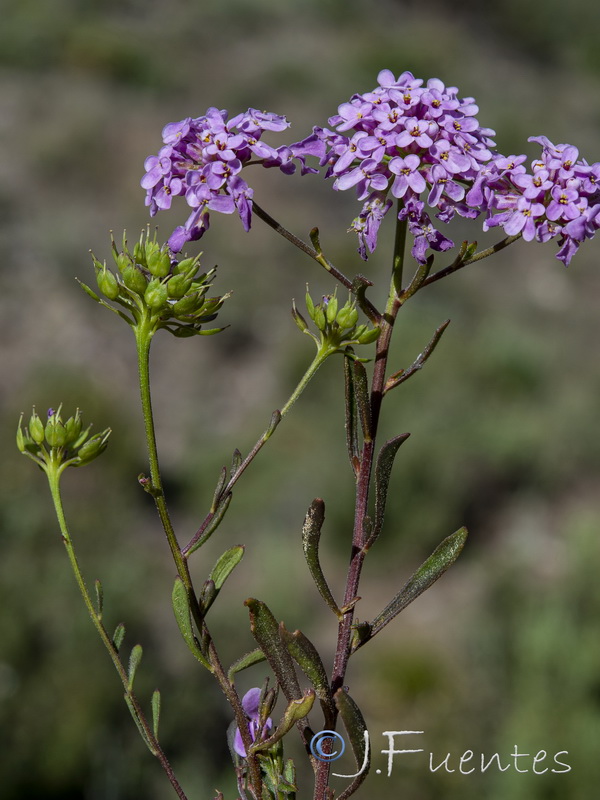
127, 644, 143, 690
334, 688, 370, 792
227, 648, 267, 684
369, 433, 411, 547
354, 527, 468, 651
249, 690, 315, 754
245, 598, 302, 702
280, 624, 334, 726
94, 579, 103, 619
151, 689, 161, 739
171, 577, 212, 670
112, 622, 126, 652
343, 351, 360, 476
301, 499, 341, 618
352, 360, 371, 442
124, 694, 157, 756
187, 492, 232, 556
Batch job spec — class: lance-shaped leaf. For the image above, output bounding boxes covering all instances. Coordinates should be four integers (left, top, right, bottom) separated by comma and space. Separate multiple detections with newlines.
302, 499, 341, 618
151, 689, 161, 739
230, 448, 243, 479
227, 648, 267, 684
280, 624, 334, 726
343, 351, 360, 475
353, 527, 468, 652
211, 465, 228, 512
200, 545, 245, 615
334, 688, 370, 798
127, 644, 143, 690
369, 433, 410, 547
112, 622, 126, 652
249, 690, 316, 754
245, 598, 301, 702
353, 360, 372, 442
94, 579, 103, 619
188, 492, 232, 556
171, 577, 212, 670
124, 694, 157, 755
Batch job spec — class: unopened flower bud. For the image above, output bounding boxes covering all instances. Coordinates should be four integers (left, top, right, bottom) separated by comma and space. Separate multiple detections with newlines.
147, 248, 171, 278
167, 273, 192, 299
172, 256, 197, 276
305, 290, 315, 320
64, 410, 82, 444
115, 251, 133, 273
314, 306, 327, 332
96, 267, 120, 300
173, 292, 200, 316
77, 430, 110, 465
45, 415, 67, 447
325, 295, 338, 324
122, 265, 148, 295
145, 278, 169, 310
291, 301, 309, 333
28, 410, 45, 444
356, 326, 381, 345
336, 304, 358, 330
133, 241, 146, 267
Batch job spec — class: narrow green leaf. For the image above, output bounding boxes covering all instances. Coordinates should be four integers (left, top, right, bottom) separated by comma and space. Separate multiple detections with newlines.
370, 433, 411, 546
343, 351, 360, 475
151, 689, 161, 739
230, 449, 243, 479
227, 648, 267, 684
171, 577, 212, 670
301, 499, 341, 618
128, 644, 143, 690
112, 622, 125, 653
210, 545, 245, 590
250, 690, 315, 754
244, 598, 301, 702
211, 466, 228, 511
188, 492, 232, 556
334, 688, 370, 798
353, 360, 372, 441
94, 579, 103, 618
266, 409, 282, 440
124, 694, 157, 755
280, 624, 334, 726
355, 527, 468, 651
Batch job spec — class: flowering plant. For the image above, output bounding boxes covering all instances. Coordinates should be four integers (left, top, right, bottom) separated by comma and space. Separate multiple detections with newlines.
18, 70, 599, 800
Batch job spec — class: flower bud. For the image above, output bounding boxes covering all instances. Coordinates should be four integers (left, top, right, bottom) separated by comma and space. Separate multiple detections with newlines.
96, 267, 120, 300
28, 410, 45, 444
291, 301, 309, 333
122, 265, 148, 295
356, 326, 381, 345
173, 292, 200, 316
172, 256, 197, 276
145, 278, 169, 310
133, 240, 147, 267
77, 430, 110, 465
314, 306, 327, 332
167, 273, 192, 299
115, 251, 133, 273
325, 295, 338, 324
305, 290, 315, 320
147, 248, 171, 278
64, 410, 83, 444
45, 415, 67, 448
336, 304, 358, 330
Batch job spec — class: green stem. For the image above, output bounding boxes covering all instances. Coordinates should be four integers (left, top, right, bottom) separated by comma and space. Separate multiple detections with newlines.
46, 465, 189, 800
391, 202, 408, 300
135, 320, 193, 592
183, 345, 333, 556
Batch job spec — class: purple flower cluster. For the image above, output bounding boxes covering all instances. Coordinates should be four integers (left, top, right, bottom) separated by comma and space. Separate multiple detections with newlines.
142, 107, 296, 252
291, 69, 496, 262
469, 137, 600, 265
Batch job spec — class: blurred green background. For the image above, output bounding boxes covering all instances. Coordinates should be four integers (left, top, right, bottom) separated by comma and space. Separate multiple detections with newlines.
1, 1, 600, 798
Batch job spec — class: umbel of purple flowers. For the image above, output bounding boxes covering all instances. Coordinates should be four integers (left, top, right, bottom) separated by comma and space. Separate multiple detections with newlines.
142, 69, 600, 266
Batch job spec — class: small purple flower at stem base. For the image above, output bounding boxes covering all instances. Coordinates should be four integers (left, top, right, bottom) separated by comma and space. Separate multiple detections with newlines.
233, 688, 273, 758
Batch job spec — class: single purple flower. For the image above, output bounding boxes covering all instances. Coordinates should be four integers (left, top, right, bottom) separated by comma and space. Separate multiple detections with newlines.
389, 154, 426, 198
233, 689, 273, 758
503, 197, 546, 241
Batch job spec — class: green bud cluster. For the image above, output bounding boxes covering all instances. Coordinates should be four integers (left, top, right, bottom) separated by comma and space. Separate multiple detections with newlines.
292, 288, 380, 353
83, 228, 229, 338
17, 405, 111, 473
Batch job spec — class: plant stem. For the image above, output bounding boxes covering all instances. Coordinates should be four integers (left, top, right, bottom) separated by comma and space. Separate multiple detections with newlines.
135, 318, 263, 798
313, 217, 408, 800
423, 233, 521, 286
183, 346, 333, 556
135, 320, 194, 593
47, 467, 189, 800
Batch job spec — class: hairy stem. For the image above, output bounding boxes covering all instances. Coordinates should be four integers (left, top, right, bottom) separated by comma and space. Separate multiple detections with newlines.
47, 467, 189, 800
313, 217, 407, 800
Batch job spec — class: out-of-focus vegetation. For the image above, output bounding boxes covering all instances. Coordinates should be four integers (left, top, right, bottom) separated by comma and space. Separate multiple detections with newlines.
1, 1, 600, 798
